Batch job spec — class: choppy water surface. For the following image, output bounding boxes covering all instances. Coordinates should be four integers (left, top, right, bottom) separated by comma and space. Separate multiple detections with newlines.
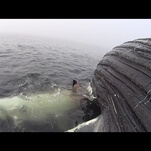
0, 34, 103, 132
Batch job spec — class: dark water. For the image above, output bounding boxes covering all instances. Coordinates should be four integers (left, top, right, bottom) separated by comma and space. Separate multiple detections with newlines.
0, 34, 103, 132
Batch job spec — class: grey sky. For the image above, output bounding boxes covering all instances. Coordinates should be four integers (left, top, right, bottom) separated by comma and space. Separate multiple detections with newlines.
0, 19, 151, 50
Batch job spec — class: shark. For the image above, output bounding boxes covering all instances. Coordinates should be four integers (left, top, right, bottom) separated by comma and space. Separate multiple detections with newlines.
0, 80, 95, 132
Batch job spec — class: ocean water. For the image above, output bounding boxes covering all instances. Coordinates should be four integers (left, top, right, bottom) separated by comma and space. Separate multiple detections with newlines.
0, 34, 103, 132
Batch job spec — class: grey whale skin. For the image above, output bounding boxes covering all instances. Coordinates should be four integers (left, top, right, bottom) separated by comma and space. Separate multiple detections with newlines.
69, 38, 151, 132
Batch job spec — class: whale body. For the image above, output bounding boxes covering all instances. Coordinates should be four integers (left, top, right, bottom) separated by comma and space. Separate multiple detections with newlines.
68, 38, 151, 132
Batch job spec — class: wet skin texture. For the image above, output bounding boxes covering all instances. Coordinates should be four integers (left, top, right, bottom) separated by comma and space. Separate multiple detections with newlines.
74, 38, 151, 132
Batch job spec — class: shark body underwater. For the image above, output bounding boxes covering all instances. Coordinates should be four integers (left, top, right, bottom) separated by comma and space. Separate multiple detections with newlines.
0, 80, 100, 132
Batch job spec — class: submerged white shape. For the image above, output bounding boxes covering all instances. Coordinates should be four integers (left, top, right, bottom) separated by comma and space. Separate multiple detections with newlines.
0, 86, 92, 131
0, 90, 80, 126
0, 85, 92, 131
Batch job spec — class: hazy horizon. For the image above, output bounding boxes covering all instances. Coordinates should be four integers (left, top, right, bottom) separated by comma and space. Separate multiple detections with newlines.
0, 19, 151, 50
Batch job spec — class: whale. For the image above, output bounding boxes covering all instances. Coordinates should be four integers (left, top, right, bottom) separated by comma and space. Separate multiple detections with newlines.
67, 38, 151, 132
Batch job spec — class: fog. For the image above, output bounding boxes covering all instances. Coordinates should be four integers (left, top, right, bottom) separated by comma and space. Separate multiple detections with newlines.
0, 19, 151, 50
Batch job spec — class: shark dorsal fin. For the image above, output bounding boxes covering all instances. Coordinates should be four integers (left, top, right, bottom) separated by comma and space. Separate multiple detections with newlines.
73, 79, 78, 87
